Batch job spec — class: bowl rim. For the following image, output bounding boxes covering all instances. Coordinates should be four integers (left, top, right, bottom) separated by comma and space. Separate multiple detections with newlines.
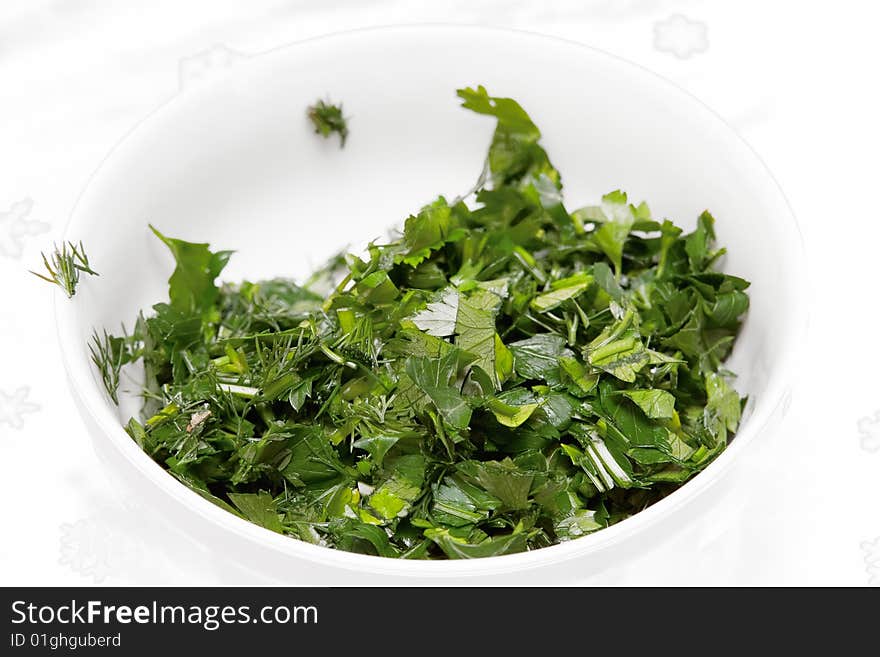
56, 23, 807, 578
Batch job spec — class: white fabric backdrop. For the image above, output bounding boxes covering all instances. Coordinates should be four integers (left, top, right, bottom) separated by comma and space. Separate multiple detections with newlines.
1, 0, 877, 585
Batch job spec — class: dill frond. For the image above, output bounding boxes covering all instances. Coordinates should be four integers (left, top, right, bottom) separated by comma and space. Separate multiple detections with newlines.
31, 241, 98, 297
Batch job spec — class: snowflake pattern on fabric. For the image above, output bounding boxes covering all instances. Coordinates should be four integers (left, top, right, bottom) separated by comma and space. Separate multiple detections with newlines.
59, 517, 143, 584
653, 14, 709, 59
0, 387, 40, 431
857, 412, 880, 453
0, 198, 50, 259
862, 537, 880, 586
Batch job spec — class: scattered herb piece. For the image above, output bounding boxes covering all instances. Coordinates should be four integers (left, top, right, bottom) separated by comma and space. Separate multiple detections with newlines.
307, 99, 349, 147
31, 241, 98, 297
98, 86, 750, 559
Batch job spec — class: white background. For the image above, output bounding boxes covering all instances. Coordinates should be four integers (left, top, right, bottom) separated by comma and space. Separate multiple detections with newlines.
1, 0, 878, 586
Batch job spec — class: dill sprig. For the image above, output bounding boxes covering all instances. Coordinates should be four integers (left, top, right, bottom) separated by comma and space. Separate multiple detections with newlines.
307, 99, 349, 147
89, 328, 129, 404
31, 241, 98, 297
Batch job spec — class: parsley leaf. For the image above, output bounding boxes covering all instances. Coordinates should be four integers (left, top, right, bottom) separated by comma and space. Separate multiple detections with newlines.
307, 99, 349, 147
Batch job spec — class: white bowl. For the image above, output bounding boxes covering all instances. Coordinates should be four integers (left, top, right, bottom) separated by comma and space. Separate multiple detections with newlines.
57, 25, 805, 584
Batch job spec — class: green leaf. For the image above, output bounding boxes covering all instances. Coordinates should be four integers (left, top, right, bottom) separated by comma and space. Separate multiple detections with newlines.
599, 382, 669, 449
356, 271, 399, 305
368, 455, 426, 520
431, 476, 500, 527
623, 389, 676, 419
555, 509, 604, 540
288, 377, 315, 411
405, 352, 472, 430
400, 198, 464, 267
657, 219, 684, 277
493, 333, 514, 385
352, 435, 400, 468
333, 520, 398, 557
487, 391, 541, 428
558, 357, 599, 397
705, 289, 750, 328
586, 329, 648, 383
455, 288, 504, 389
509, 334, 571, 384
411, 288, 459, 337
424, 526, 529, 559
588, 191, 638, 276
535, 391, 579, 429
703, 373, 742, 444
385, 324, 455, 359
685, 211, 720, 272
457, 86, 541, 139
228, 491, 283, 533
307, 99, 349, 147
560, 437, 633, 492
150, 225, 232, 316
282, 426, 350, 487
457, 85, 559, 189
592, 261, 624, 304
467, 459, 534, 511
531, 272, 593, 312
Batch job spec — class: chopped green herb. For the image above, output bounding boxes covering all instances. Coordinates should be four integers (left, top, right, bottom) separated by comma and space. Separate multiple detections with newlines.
99, 86, 750, 559
89, 329, 124, 404
307, 99, 349, 147
31, 241, 98, 297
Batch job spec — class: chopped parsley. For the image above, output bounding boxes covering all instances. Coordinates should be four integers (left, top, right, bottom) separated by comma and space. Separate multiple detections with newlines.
307, 99, 349, 147
97, 86, 750, 559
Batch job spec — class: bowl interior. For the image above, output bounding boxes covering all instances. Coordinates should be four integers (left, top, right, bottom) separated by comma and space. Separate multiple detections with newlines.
58, 26, 804, 576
